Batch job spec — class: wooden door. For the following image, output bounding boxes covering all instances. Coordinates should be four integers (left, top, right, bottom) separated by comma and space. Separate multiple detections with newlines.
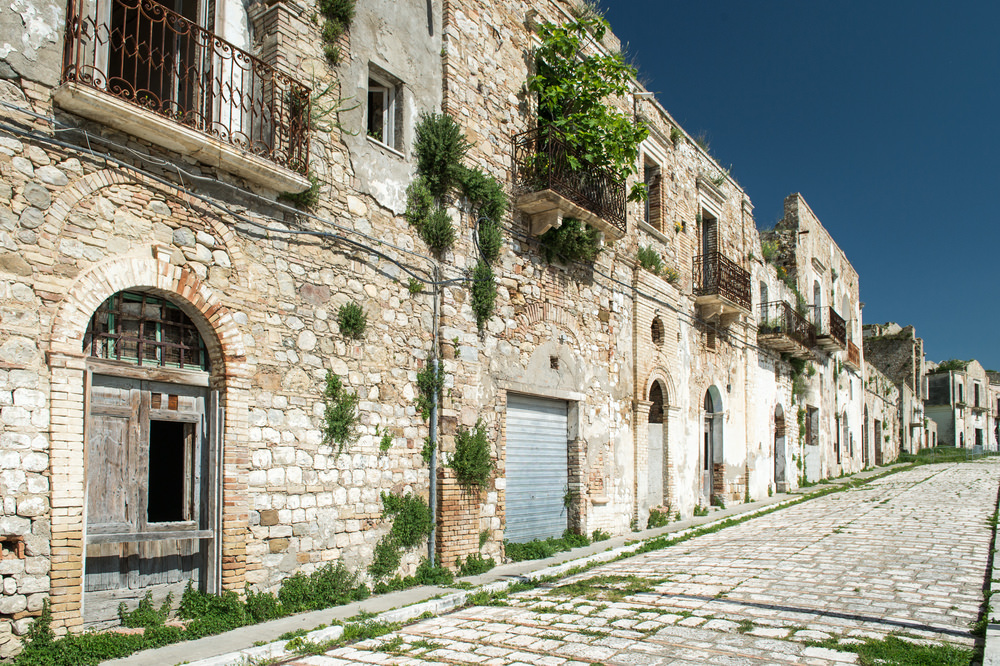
84, 374, 212, 625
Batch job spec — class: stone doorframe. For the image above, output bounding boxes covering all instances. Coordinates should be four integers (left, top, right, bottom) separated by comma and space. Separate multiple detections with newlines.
46, 251, 250, 630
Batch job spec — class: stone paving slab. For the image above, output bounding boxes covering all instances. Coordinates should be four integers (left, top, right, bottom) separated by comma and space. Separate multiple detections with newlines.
189, 462, 999, 665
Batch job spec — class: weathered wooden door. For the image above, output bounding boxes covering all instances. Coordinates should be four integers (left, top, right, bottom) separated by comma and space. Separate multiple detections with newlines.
84, 374, 212, 625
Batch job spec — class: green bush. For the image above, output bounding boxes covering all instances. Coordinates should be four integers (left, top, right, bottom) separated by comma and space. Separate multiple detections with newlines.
414, 113, 471, 199
322, 372, 359, 453
456, 553, 496, 577
504, 530, 591, 562
451, 420, 495, 493
470, 259, 496, 329
337, 301, 367, 339
646, 510, 670, 529
415, 362, 443, 421
637, 245, 664, 275
420, 207, 456, 254
538, 218, 602, 264
591, 529, 611, 542
405, 178, 435, 228
316, 0, 354, 63
369, 492, 435, 582
118, 591, 171, 628
459, 166, 508, 223
278, 174, 321, 208
477, 219, 503, 264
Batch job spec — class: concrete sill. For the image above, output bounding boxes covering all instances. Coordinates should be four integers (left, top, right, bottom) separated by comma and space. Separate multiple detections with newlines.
53, 82, 311, 194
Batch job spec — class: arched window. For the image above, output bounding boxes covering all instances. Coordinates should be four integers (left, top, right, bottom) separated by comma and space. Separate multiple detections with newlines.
84, 291, 208, 370
651, 317, 664, 346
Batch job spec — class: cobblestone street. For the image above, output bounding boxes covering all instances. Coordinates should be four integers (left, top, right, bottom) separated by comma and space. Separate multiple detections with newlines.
288, 462, 1000, 665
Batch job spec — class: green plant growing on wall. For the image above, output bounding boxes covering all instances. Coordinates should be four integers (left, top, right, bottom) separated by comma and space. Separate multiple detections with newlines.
414, 113, 472, 199
322, 372, 359, 453
669, 126, 683, 144
415, 363, 444, 422
378, 431, 393, 452
459, 166, 508, 224
406, 278, 423, 295
316, 0, 355, 63
529, 16, 649, 202
450, 420, 496, 493
337, 301, 367, 339
637, 245, 664, 275
760, 239, 779, 264
538, 218, 602, 264
470, 260, 496, 330
368, 492, 434, 582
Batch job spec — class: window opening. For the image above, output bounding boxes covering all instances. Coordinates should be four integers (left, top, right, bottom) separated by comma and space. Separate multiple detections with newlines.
367, 69, 400, 150
648, 381, 664, 423
147, 420, 195, 523
643, 161, 661, 231
651, 317, 664, 346
85, 291, 208, 370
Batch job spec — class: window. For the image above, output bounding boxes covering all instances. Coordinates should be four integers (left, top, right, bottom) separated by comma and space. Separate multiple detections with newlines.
974, 383, 980, 407
759, 281, 768, 310
651, 317, 664, 346
85, 291, 208, 370
367, 67, 401, 150
958, 382, 964, 404
643, 160, 661, 231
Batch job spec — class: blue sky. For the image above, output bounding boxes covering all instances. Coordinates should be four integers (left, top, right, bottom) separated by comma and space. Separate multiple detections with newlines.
599, 1, 1000, 369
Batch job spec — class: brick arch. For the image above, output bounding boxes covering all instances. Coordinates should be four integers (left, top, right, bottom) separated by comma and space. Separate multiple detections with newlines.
49, 252, 246, 367
42, 168, 247, 267
46, 253, 250, 631
643, 368, 677, 409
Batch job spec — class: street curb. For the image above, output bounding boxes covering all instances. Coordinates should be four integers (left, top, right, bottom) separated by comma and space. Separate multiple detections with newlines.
983, 494, 1000, 665
186, 496, 805, 666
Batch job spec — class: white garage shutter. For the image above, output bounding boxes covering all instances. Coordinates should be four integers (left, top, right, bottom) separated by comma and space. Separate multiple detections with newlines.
505, 393, 568, 543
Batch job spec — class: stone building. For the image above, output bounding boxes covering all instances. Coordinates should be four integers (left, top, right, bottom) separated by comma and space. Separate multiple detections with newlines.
926, 360, 994, 449
863, 364, 901, 465
862, 322, 928, 453
0, 0, 890, 654
760, 194, 866, 483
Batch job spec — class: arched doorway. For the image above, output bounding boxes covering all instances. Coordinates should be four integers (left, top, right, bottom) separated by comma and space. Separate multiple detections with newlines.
863, 405, 870, 467
774, 404, 786, 491
647, 381, 668, 509
703, 387, 723, 505
82, 290, 220, 624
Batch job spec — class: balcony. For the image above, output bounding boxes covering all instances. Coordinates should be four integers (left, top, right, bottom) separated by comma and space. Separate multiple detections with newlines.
845, 340, 862, 371
813, 306, 846, 352
757, 301, 815, 359
511, 126, 627, 241
57, 0, 311, 192
692, 252, 751, 323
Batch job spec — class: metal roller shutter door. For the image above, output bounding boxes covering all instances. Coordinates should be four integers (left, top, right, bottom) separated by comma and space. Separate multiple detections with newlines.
505, 393, 568, 543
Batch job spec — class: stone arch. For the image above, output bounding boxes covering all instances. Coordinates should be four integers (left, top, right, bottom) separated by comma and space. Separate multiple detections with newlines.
644, 368, 677, 411
46, 252, 250, 630
702, 385, 724, 505
42, 168, 247, 267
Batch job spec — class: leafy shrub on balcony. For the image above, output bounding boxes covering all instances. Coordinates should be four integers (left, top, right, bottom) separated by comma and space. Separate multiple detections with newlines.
539, 218, 602, 264
530, 16, 648, 202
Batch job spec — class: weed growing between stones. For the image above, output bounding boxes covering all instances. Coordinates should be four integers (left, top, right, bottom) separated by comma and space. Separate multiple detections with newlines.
321, 371, 359, 453
415, 362, 444, 422
368, 492, 435, 583
450, 420, 496, 493
646, 509, 670, 529
805, 635, 970, 666
591, 529, 611, 542
456, 552, 496, 577
316, 0, 355, 63
336, 300, 367, 338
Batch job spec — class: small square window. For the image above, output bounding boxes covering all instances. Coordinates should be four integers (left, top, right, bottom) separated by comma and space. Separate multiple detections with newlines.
367, 68, 401, 151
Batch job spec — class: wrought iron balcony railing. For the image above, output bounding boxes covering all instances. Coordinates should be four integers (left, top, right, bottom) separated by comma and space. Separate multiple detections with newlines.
692, 252, 751, 312
62, 0, 310, 174
758, 300, 816, 352
511, 126, 627, 234
813, 305, 847, 349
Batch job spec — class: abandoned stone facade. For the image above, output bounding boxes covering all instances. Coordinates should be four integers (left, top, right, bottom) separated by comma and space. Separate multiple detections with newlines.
0, 0, 909, 655
926, 360, 996, 450
863, 323, 928, 453
864, 364, 901, 466
760, 194, 866, 483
